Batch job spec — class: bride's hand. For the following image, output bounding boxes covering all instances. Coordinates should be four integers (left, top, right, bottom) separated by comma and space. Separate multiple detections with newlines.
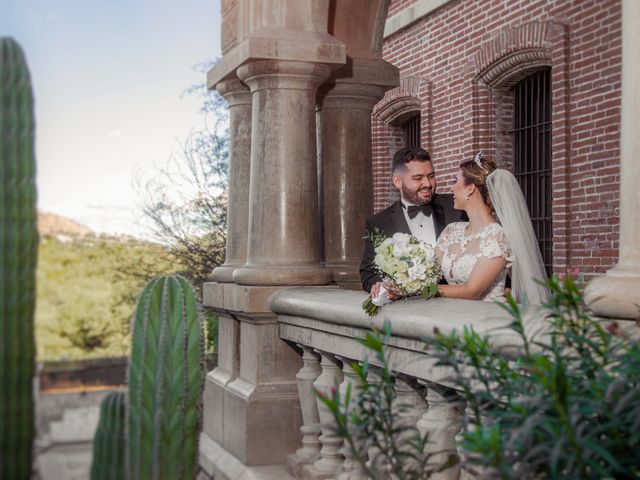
372, 281, 402, 301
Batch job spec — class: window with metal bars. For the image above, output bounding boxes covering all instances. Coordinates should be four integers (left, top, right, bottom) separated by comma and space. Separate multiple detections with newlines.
512, 69, 553, 275
403, 115, 421, 148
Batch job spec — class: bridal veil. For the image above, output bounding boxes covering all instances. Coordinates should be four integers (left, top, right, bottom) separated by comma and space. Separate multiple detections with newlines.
487, 169, 550, 305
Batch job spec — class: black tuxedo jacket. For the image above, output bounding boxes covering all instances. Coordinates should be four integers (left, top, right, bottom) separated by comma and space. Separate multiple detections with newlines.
359, 193, 466, 293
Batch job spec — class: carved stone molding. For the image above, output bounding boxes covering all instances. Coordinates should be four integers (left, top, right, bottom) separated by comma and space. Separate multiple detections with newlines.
373, 75, 424, 126
472, 22, 564, 88
477, 48, 550, 89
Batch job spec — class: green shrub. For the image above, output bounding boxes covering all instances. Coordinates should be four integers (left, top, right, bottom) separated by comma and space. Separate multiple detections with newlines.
427, 274, 640, 479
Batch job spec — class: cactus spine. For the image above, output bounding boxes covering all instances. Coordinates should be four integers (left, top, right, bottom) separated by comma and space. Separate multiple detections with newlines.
90, 391, 126, 480
0, 37, 38, 480
127, 275, 204, 480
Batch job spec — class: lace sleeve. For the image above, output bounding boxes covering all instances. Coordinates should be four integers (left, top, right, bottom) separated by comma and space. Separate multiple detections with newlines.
480, 225, 512, 267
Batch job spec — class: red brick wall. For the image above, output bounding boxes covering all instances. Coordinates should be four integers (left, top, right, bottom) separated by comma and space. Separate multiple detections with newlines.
373, 0, 622, 276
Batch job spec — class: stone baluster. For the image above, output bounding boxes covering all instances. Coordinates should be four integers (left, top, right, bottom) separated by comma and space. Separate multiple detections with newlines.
457, 404, 488, 480
233, 60, 334, 286
364, 366, 389, 474
304, 352, 344, 478
417, 383, 465, 480
288, 346, 322, 477
392, 375, 429, 468
211, 78, 252, 282
336, 357, 367, 480
585, 0, 640, 319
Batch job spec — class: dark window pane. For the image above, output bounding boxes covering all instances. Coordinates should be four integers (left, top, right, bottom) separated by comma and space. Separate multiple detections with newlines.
513, 69, 552, 275
404, 115, 421, 148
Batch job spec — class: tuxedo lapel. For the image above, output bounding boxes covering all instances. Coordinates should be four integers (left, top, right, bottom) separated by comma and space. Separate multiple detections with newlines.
432, 203, 446, 239
389, 201, 412, 235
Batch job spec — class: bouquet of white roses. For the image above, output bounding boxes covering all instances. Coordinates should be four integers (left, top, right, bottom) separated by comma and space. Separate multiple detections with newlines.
362, 232, 441, 316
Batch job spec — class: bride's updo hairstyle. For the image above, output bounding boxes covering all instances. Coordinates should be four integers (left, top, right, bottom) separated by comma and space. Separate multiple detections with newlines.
460, 151, 498, 211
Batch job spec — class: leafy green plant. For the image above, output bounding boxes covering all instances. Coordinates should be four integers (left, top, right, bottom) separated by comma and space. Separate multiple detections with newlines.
90, 391, 126, 480
127, 275, 205, 480
426, 274, 640, 479
0, 36, 38, 480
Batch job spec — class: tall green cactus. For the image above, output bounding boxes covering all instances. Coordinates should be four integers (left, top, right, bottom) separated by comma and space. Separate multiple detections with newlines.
90, 391, 126, 480
127, 275, 205, 480
0, 37, 38, 480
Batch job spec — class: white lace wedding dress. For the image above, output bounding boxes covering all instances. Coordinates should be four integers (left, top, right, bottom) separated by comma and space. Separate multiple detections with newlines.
435, 222, 512, 302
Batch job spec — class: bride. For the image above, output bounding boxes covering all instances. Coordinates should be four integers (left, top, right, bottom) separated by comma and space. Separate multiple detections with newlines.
435, 152, 549, 304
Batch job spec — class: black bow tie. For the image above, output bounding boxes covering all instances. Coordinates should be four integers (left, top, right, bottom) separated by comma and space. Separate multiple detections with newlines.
405, 204, 433, 219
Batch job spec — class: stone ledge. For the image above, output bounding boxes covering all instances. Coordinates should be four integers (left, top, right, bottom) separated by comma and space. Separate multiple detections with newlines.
270, 287, 541, 336
203, 282, 283, 313
384, 0, 454, 39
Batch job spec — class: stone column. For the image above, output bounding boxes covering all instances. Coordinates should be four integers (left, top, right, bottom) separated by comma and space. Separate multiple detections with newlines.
585, 0, 640, 320
233, 60, 334, 286
318, 59, 397, 286
212, 78, 251, 283
318, 82, 385, 285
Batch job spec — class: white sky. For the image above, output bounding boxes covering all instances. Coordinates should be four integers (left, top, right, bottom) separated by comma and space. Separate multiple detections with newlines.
1, 0, 222, 237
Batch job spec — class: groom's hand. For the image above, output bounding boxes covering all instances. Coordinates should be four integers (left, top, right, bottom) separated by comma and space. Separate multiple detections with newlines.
371, 281, 402, 301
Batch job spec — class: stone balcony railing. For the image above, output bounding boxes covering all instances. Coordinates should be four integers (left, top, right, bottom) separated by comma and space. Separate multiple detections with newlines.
269, 287, 542, 480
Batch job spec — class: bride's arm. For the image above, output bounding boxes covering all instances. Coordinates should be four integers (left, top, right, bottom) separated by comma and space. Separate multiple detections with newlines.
437, 256, 507, 300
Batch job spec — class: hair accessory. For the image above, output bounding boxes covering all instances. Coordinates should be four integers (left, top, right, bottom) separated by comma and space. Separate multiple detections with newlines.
474, 151, 488, 173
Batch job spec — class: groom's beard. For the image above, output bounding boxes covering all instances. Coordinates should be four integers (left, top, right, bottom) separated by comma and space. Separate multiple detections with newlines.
401, 185, 433, 205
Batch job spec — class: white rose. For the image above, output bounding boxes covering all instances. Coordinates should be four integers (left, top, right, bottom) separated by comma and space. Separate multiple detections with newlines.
408, 262, 427, 281
392, 241, 411, 258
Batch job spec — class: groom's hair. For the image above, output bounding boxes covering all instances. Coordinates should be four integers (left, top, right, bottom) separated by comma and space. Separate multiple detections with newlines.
392, 147, 431, 174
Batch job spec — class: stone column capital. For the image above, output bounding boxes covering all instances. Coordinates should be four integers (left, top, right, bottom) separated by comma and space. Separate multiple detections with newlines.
215, 78, 251, 106
237, 59, 332, 92
330, 56, 399, 88
318, 82, 387, 111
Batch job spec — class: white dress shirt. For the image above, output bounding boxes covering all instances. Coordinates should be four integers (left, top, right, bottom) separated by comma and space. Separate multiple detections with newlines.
400, 198, 437, 246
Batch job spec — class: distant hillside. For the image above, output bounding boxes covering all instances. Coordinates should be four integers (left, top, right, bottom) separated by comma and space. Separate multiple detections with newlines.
38, 211, 93, 237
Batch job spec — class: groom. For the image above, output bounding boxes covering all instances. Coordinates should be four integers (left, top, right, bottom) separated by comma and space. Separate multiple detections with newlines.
360, 147, 464, 296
